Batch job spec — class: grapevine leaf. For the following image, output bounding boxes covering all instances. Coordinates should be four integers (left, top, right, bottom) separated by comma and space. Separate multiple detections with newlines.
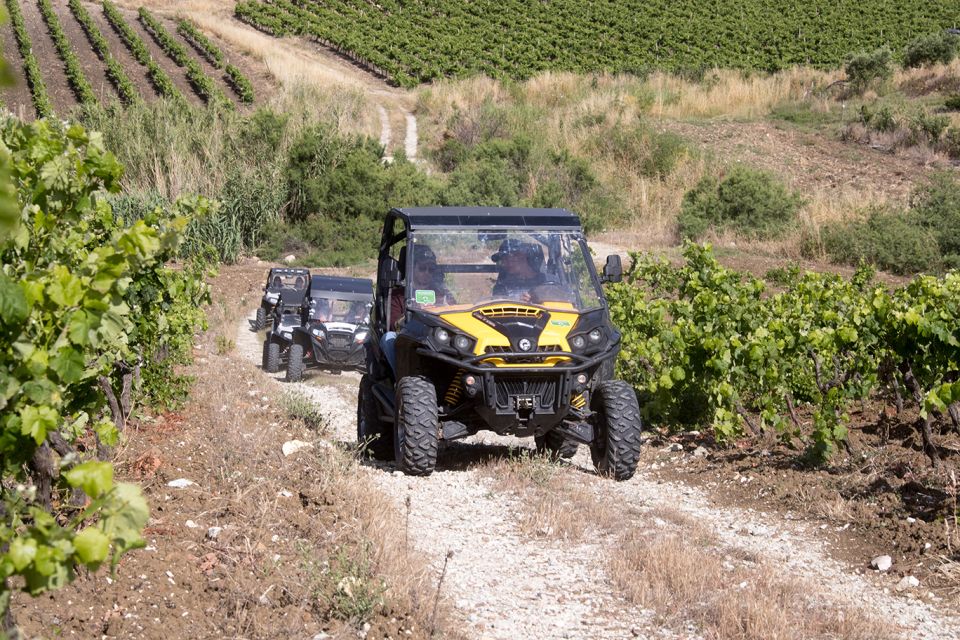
0, 274, 29, 326
8, 538, 38, 571
64, 461, 114, 498
73, 527, 110, 568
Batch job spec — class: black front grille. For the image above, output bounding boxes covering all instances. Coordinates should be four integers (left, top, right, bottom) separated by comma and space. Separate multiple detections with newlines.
484, 344, 561, 363
494, 377, 558, 412
327, 332, 351, 349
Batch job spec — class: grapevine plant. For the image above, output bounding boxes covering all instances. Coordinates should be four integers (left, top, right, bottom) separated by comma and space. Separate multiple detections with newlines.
609, 244, 960, 464
0, 116, 211, 624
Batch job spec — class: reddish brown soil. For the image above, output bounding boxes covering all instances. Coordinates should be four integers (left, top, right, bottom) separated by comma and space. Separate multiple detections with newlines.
644, 403, 960, 604
51, 0, 120, 104
18, 0, 78, 113
121, 6, 203, 106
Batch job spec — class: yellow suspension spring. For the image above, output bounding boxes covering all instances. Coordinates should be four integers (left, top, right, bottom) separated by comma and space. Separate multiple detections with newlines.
571, 392, 586, 409
444, 369, 465, 405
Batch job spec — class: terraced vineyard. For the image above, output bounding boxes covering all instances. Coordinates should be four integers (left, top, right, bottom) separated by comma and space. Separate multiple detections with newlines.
0, 1, 256, 117
235, 0, 960, 86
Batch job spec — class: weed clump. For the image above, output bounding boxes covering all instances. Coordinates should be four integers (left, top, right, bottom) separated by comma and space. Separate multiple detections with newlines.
677, 166, 802, 240
902, 32, 959, 68
844, 47, 893, 95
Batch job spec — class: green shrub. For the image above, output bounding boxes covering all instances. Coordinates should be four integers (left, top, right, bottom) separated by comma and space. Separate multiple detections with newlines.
902, 32, 959, 68
910, 172, 960, 265
821, 209, 941, 275
907, 110, 950, 145
945, 94, 960, 111
677, 167, 802, 240
942, 127, 960, 159
858, 103, 898, 132
844, 47, 893, 95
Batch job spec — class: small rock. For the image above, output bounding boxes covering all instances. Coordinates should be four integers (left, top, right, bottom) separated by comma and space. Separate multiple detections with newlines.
906, 516, 917, 524
206, 527, 223, 540
167, 478, 195, 489
668, 443, 683, 452
871, 555, 893, 572
692, 446, 708, 458
185, 520, 199, 529
281, 440, 313, 456
283, 254, 296, 263
896, 575, 920, 591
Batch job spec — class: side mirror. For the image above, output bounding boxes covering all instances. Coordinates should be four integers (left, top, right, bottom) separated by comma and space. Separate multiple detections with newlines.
379, 257, 402, 288
601, 254, 622, 284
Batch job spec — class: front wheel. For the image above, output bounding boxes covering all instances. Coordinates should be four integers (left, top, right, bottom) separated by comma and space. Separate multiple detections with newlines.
394, 376, 439, 476
357, 374, 393, 460
255, 307, 267, 331
286, 343, 305, 382
590, 380, 643, 481
535, 430, 578, 460
263, 338, 280, 373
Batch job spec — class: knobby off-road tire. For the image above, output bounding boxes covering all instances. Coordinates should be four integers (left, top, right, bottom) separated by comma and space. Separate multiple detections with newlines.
263, 338, 280, 373
591, 380, 643, 481
357, 374, 393, 460
255, 307, 267, 331
394, 375, 439, 476
535, 430, 578, 460
286, 343, 305, 382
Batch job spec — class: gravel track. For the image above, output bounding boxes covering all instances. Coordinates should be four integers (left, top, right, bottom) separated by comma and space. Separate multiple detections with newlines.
236, 314, 960, 639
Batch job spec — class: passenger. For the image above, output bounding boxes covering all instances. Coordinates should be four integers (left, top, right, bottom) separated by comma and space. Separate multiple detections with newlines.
491, 239, 546, 302
271, 275, 282, 289
294, 276, 305, 289
381, 244, 452, 376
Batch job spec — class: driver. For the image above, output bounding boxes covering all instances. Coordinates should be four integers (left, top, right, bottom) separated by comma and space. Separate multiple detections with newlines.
491, 239, 546, 301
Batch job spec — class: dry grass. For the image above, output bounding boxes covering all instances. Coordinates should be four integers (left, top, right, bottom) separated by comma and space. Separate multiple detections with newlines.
609, 511, 900, 640
480, 449, 616, 541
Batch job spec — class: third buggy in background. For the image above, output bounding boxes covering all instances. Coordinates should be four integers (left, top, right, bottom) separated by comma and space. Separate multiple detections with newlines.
254, 267, 310, 331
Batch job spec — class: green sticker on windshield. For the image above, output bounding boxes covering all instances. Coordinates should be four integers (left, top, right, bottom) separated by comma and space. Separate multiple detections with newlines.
415, 289, 436, 305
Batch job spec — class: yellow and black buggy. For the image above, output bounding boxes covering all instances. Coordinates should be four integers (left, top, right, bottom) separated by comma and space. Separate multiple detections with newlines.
358, 207, 643, 480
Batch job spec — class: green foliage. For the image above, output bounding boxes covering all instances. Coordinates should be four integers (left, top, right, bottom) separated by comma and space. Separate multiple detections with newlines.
37, 0, 98, 107
844, 47, 893, 95
902, 32, 959, 68
858, 103, 898, 133
102, 0, 185, 104
234, 0, 960, 85
138, 7, 231, 108
609, 243, 960, 464
677, 167, 802, 240
819, 173, 960, 273
5, 0, 53, 117
0, 116, 188, 617
820, 208, 941, 275
280, 392, 326, 431
946, 94, 960, 111
907, 110, 950, 145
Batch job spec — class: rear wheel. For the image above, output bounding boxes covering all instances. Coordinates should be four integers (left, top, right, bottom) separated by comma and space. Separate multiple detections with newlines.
535, 430, 578, 460
255, 307, 267, 331
357, 374, 393, 460
590, 380, 643, 481
394, 376, 439, 476
286, 343, 305, 382
263, 338, 280, 373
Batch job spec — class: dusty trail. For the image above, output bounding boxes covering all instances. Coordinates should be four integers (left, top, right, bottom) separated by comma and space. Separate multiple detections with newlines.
236, 309, 960, 639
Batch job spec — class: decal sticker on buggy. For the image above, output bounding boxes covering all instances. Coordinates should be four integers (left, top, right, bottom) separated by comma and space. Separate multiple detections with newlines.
415, 289, 436, 305
550, 319, 571, 327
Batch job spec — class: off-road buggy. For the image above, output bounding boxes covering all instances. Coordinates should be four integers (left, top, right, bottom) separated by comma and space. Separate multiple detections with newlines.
262, 288, 308, 373
254, 267, 310, 330
358, 207, 643, 480
285, 276, 374, 382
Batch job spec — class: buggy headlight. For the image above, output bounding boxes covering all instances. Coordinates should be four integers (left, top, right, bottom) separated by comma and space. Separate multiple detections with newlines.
570, 335, 586, 350
434, 327, 451, 343
354, 330, 369, 344
311, 328, 324, 339
453, 335, 471, 351
588, 328, 603, 344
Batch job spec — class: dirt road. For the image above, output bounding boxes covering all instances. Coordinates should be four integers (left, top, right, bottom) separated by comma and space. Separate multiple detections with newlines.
235, 303, 960, 640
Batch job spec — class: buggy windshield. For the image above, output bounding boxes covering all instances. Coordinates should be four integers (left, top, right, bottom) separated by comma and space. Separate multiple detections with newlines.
407, 230, 603, 312
309, 297, 368, 324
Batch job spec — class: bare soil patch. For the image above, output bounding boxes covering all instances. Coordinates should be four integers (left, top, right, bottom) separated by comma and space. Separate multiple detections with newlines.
84, 0, 158, 102
661, 120, 936, 204
0, 18, 35, 119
